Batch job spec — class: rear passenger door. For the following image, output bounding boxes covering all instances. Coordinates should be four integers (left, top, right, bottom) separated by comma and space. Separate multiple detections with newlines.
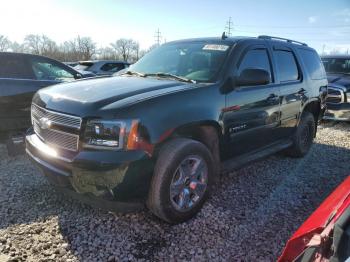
271, 45, 304, 138
223, 44, 281, 158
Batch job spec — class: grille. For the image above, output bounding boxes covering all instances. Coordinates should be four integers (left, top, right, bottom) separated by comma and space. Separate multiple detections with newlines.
31, 104, 81, 129
31, 104, 81, 152
326, 87, 344, 104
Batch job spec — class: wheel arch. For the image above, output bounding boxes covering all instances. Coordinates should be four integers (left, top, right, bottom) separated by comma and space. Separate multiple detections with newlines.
300, 99, 321, 136
153, 120, 223, 179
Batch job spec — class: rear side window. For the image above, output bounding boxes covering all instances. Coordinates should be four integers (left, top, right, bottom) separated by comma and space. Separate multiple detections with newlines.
100, 63, 125, 72
0, 55, 34, 79
274, 50, 299, 82
239, 49, 272, 80
299, 49, 326, 80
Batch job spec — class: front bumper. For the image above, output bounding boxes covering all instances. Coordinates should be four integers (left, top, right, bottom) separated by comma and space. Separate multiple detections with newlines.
324, 103, 350, 121
26, 131, 155, 212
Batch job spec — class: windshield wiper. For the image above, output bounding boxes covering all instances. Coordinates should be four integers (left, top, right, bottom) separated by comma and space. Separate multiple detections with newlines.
144, 73, 196, 83
121, 70, 146, 77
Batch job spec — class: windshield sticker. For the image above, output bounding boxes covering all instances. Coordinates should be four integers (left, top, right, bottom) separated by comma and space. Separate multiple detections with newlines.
202, 44, 229, 51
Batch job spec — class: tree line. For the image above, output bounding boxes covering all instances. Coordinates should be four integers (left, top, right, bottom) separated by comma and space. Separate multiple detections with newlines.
0, 34, 156, 63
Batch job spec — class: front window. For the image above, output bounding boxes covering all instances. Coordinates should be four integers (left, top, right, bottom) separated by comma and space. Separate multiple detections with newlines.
31, 60, 75, 82
322, 58, 350, 74
129, 42, 232, 82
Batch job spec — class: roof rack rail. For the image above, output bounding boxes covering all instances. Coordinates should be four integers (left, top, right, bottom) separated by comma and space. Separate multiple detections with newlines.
258, 35, 307, 46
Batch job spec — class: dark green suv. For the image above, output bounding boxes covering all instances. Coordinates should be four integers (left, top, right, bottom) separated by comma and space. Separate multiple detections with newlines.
26, 36, 327, 223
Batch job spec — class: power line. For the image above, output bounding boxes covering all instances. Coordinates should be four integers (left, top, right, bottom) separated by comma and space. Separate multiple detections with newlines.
154, 28, 162, 45
225, 17, 234, 36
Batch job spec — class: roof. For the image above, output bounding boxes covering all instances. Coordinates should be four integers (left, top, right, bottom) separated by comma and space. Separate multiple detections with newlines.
321, 55, 350, 59
166, 35, 312, 49
0, 51, 57, 60
78, 60, 129, 64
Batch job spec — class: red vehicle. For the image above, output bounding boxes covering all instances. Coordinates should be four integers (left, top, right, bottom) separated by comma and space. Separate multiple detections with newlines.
279, 176, 350, 262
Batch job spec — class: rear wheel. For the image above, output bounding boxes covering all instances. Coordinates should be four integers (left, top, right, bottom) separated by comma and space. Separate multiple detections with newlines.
147, 138, 214, 224
285, 111, 315, 158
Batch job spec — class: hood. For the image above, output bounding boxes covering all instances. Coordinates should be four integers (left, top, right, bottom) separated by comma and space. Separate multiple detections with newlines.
33, 76, 191, 116
327, 73, 350, 91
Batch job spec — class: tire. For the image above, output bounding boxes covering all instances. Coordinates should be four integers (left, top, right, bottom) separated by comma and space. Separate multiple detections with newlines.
147, 138, 215, 224
285, 111, 315, 158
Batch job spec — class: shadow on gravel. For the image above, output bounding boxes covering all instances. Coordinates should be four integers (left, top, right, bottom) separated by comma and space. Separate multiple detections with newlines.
0, 140, 349, 261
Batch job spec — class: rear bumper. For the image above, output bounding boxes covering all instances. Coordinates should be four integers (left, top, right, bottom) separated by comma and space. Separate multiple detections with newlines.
26, 131, 155, 212
324, 103, 350, 121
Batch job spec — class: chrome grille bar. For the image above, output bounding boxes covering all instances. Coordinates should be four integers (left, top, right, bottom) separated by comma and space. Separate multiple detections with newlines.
326, 87, 344, 104
31, 104, 82, 129
31, 103, 82, 152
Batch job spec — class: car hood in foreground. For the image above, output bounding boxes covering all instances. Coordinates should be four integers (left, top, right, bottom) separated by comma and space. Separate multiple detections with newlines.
278, 176, 350, 262
33, 76, 192, 116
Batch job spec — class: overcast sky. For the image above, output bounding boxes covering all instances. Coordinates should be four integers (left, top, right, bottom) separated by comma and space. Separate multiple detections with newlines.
0, 0, 349, 53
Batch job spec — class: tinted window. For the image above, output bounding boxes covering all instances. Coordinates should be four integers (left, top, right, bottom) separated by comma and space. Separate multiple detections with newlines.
0, 55, 34, 79
299, 49, 326, 79
274, 50, 299, 82
322, 58, 350, 74
30, 59, 75, 82
239, 49, 272, 80
100, 63, 125, 72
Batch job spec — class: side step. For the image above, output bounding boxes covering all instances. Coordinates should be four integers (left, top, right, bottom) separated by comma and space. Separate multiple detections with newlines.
221, 140, 292, 173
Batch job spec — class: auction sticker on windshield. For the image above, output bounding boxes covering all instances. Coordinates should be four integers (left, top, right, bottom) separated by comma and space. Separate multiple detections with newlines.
202, 44, 229, 51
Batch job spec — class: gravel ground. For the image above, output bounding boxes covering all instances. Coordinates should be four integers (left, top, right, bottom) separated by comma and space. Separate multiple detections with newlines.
0, 121, 349, 262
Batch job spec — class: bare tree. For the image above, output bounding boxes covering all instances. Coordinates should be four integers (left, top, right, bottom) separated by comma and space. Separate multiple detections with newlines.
111, 38, 139, 62
76, 36, 96, 60
23, 34, 42, 54
0, 35, 11, 51
98, 47, 118, 60
10, 41, 25, 53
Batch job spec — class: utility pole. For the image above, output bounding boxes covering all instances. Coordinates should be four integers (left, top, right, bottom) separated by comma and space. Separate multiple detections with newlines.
225, 17, 234, 37
154, 28, 162, 46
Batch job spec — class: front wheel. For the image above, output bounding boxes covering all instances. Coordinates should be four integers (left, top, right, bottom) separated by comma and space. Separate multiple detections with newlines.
147, 138, 214, 224
285, 111, 315, 158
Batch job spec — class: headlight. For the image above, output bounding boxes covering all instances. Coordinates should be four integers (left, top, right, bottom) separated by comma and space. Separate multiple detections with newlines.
83, 120, 126, 149
83, 119, 153, 154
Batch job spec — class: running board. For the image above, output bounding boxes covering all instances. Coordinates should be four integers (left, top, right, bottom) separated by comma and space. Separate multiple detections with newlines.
221, 140, 293, 173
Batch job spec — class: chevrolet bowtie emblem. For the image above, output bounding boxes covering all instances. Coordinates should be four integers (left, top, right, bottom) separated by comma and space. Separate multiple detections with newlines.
39, 117, 52, 129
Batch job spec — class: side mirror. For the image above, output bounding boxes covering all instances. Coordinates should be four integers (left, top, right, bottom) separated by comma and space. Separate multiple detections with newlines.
75, 73, 83, 79
236, 68, 270, 87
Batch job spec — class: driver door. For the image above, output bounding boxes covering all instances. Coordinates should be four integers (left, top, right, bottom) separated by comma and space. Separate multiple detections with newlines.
223, 45, 281, 158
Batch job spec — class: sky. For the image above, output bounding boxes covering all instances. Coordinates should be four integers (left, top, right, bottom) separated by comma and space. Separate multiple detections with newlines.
0, 0, 349, 53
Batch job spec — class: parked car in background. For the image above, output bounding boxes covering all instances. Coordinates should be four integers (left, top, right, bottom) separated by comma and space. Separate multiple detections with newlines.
0, 52, 94, 154
26, 36, 327, 223
321, 55, 350, 121
279, 176, 350, 262
74, 60, 130, 76
64, 62, 79, 67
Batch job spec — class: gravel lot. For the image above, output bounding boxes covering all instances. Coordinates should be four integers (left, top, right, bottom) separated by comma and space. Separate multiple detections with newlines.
0, 121, 349, 262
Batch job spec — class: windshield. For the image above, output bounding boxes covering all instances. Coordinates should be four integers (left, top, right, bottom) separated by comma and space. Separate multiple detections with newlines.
129, 42, 232, 82
75, 62, 93, 71
322, 58, 350, 74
